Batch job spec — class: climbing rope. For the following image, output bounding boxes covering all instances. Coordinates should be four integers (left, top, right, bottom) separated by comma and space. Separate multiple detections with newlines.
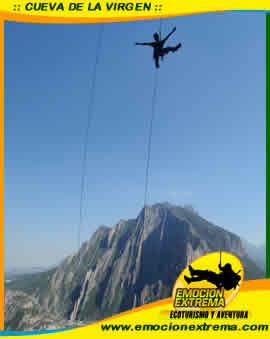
78, 24, 104, 259
143, 19, 162, 224
143, 68, 159, 210
78, 19, 163, 243
159, 18, 163, 41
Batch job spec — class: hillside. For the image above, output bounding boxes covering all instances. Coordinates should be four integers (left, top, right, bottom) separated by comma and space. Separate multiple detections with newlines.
6, 203, 264, 328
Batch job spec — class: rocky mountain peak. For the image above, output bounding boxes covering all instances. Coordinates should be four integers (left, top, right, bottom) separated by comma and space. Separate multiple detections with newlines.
6, 202, 263, 326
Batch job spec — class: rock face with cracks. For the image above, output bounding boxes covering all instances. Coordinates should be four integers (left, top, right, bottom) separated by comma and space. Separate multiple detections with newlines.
4, 289, 83, 330
6, 203, 264, 328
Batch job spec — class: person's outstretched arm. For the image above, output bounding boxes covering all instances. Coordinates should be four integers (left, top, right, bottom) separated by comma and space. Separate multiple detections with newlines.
162, 27, 176, 43
135, 42, 154, 46
218, 264, 224, 271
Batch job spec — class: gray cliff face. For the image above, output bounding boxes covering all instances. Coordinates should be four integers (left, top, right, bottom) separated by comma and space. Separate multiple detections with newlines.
4, 290, 81, 331
6, 203, 264, 325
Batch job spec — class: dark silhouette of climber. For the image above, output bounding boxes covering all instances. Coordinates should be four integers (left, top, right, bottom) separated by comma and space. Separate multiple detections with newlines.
184, 263, 241, 290
135, 27, 182, 68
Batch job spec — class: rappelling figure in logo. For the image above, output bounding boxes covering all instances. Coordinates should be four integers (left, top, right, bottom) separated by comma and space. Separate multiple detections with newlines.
184, 253, 241, 290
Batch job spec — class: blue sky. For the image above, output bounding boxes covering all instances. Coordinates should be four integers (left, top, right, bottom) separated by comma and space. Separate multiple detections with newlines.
4, 12, 266, 269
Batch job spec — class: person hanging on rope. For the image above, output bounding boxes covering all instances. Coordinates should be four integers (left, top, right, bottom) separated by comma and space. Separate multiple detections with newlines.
184, 262, 241, 291
135, 27, 182, 69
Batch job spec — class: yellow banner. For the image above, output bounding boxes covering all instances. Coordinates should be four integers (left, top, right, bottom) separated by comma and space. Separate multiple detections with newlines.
3, 280, 270, 338
0, 0, 268, 21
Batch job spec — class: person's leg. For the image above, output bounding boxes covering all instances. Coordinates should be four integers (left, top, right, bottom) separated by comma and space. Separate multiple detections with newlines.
187, 276, 206, 283
189, 266, 209, 277
174, 43, 182, 51
205, 271, 221, 287
185, 270, 221, 288
154, 55, 160, 68
185, 276, 201, 284
162, 44, 182, 54
161, 47, 170, 55
189, 267, 220, 283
